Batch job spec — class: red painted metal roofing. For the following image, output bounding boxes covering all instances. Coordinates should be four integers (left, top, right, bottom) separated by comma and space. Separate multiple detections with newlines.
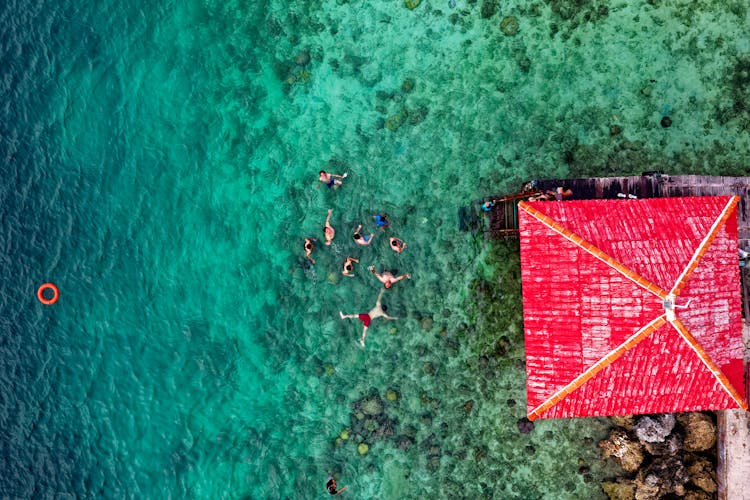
519, 196, 747, 419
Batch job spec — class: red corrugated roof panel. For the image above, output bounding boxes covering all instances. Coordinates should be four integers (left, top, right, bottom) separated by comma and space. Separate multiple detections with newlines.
520, 196, 747, 419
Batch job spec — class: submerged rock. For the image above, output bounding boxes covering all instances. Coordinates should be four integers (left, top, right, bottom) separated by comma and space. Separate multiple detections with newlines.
404, 0, 421, 9
516, 417, 535, 434
348, 391, 397, 445
376, 90, 395, 100
385, 109, 408, 131
396, 435, 414, 450
401, 78, 415, 93
500, 15, 519, 36
480, 0, 498, 18
357, 393, 385, 416
407, 105, 429, 125
385, 388, 399, 401
494, 336, 510, 356
357, 442, 369, 455
661, 116, 672, 128
640, 80, 655, 97
372, 417, 396, 441
517, 55, 531, 73
403, 425, 418, 438
294, 50, 310, 66
421, 317, 433, 330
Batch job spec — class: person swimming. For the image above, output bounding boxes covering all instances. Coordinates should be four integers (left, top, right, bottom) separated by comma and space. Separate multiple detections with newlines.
342, 257, 359, 277
389, 237, 406, 253
324, 209, 335, 245
481, 200, 496, 212
326, 476, 347, 495
339, 289, 398, 347
353, 224, 374, 246
304, 237, 316, 264
373, 213, 390, 229
319, 170, 347, 189
368, 266, 410, 289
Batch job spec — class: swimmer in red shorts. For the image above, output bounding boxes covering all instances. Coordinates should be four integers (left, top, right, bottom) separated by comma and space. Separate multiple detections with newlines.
339, 289, 397, 347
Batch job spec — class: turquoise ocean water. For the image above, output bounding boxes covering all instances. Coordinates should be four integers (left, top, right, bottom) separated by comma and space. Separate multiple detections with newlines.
2, 0, 749, 497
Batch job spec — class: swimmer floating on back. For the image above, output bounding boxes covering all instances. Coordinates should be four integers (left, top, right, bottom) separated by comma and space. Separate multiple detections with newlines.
389, 237, 406, 253
319, 170, 347, 189
304, 237, 316, 264
324, 209, 335, 245
340, 289, 398, 347
353, 224, 374, 246
342, 257, 359, 277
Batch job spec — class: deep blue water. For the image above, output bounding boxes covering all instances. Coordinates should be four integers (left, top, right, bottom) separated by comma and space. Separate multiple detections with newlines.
2, 0, 749, 497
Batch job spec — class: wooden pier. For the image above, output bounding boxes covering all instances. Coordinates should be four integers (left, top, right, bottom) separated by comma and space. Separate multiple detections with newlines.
483, 173, 750, 249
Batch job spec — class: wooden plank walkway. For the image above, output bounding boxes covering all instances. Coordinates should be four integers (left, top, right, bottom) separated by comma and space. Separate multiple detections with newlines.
484, 174, 750, 249
718, 410, 750, 500
717, 323, 750, 500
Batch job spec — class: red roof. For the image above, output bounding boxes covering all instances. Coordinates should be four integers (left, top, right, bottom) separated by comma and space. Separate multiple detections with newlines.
519, 196, 748, 419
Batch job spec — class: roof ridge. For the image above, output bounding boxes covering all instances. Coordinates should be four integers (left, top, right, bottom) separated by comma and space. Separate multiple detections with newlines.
518, 201, 668, 299
528, 315, 668, 420
669, 318, 748, 410
670, 195, 740, 297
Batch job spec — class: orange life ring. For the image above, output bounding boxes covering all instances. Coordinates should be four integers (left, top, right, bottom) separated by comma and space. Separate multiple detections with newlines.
37, 283, 59, 305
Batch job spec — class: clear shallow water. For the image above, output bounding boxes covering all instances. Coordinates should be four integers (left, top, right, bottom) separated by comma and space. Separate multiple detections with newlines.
1, 0, 749, 497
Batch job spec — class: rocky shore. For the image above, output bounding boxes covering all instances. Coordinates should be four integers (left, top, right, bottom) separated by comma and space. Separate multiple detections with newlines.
598, 412, 718, 499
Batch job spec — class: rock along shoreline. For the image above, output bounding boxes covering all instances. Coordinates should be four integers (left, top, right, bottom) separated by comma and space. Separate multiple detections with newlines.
598, 412, 718, 499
